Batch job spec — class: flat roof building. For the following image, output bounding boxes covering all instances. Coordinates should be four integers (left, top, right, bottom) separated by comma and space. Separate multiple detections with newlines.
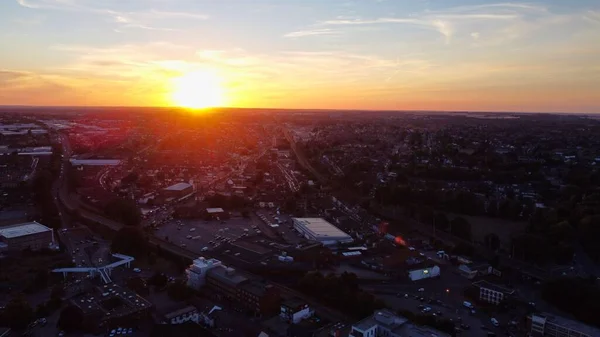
350, 309, 450, 337
292, 218, 353, 246
528, 312, 600, 337
0, 221, 54, 251
164, 182, 193, 191
69, 159, 121, 166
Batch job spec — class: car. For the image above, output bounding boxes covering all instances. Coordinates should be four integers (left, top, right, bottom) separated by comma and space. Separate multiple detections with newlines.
128, 328, 133, 334
201, 247, 209, 252
133, 268, 141, 273
491, 318, 500, 327
180, 243, 186, 247
418, 288, 425, 292
460, 324, 470, 330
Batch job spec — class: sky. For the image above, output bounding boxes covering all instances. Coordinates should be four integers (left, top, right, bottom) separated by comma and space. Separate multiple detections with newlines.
1, 0, 599, 112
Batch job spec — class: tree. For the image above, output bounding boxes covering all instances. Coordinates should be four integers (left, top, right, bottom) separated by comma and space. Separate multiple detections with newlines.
111, 226, 147, 257
167, 281, 194, 301
148, 272, 168, 289
0, 295, 33, 329
127, 277, 149, 296
57, 305, 84, 333
450, 217, 472, 241
50, 285, 66, 301
104, 198, 141, 226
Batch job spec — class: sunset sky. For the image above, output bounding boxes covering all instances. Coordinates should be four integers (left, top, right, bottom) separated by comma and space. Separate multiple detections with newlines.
1, 0, 599, 112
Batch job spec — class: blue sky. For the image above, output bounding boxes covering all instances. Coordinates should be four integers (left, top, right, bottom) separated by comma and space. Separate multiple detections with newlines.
1, 0, 599, 112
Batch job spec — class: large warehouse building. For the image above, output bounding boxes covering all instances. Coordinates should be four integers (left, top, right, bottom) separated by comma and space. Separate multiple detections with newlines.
292, 218, 353, 247
0, 221, 55, 251
162, 182, 193, 200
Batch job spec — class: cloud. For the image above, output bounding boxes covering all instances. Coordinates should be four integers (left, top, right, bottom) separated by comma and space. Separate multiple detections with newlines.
284, 28, 340, 38
15, 0, 208, 31
317, 2, 560, 43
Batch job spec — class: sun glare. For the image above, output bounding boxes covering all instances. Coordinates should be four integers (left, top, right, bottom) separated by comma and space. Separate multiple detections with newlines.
171, 70, 225, 109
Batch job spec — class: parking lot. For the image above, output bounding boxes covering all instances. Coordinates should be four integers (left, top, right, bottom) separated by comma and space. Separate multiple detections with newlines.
254, 209, 305, 244
155, 216, 264, 255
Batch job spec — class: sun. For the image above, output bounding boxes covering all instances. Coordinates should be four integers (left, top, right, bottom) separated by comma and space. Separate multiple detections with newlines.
170, 70, 226, 109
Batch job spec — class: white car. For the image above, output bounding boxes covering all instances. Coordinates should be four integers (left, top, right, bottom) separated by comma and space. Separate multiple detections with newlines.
133, 268, 141, 273
418, 288, 425, 292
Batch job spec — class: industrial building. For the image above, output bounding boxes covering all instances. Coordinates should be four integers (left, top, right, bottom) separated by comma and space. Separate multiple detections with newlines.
408, 265, 441, 281
162, 182, 194, 199
185, 257, 281, 316
292, 218, 353, 246
0, 221, 55, 251
527, 312, 600, 337
473, 280, 515, 305
350, 309, 450, 337
280, 298, 313, 324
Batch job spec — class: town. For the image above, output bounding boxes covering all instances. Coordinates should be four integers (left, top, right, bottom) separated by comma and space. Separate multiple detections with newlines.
1, 108, 600, 337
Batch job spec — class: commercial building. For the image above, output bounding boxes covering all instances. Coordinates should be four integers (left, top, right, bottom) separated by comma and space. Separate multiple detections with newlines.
205, 208, 226, 219
239, 281, 281, 316
0, 221, 54, 251
292, 218, 353, 247
408, 265, 441, 281
162, 182, 193, 199
527, 312, 600, 337
185, 257, 281, 316
473, 280, 515, 305
350, 309, 450, 337
280, 298, 313, 324
69, 159, 121, 166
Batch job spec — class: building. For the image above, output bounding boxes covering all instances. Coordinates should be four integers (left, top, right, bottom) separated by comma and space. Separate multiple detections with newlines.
205, 208, 226, 219
162, 182, 194, 199
0, 221, 55, 251
292, 218, 353, 247
205, 266, 248, 300
239, 281, 281, 316
69, 159, 121, 166
186, 257, 222, 289
350, 309, 450, 337
186, 257, 281, 316
527, 313, 600, 337
472, 280, 515, 305
408, 265, 441, 281
162, 306, 200, 325
72, 283, 152, 330
280, 298, 313, 324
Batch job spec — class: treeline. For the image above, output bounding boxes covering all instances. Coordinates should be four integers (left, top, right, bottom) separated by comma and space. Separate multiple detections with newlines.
297, 271, 385, 319
542, 278, 600, 328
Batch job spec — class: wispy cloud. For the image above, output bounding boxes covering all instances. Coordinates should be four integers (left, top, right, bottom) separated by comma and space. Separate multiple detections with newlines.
15, 0, 208, 31
284, 28, 340, 38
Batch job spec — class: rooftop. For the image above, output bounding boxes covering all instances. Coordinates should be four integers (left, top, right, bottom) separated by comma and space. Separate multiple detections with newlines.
69, 159, 121, 166
473, 280, 515, 295
207, 266, 248, 287
206, 207, 225, 213
292, 218, 352, 240
352, 310, 450, 337
532, 312, 600, 337
164, 182, 193, 191
0, 221, 52, 239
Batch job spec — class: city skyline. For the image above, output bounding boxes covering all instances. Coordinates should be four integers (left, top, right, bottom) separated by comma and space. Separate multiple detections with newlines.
1, 0, 599, 112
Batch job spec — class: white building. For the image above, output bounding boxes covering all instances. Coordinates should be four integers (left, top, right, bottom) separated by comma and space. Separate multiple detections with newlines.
292, 218, 353, 246
185, 257, 222, 290
350, 309, 450, 337
473, 280, 515, 305
0, 221, 56, 251
408, 265, 441, 281
280, 298, 313, 324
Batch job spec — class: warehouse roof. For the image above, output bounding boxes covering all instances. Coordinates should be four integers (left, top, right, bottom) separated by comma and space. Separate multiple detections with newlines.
70, 159, 121, 166
206, 208, 225, 214
293, 218, 352, 240
164, 182, 192, 191
0, 221, 52, 239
